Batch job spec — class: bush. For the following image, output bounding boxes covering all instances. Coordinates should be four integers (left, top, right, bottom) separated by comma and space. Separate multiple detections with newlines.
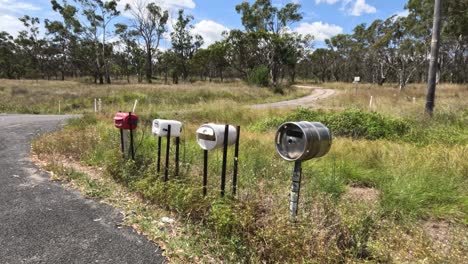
247, 65, 269, 87
251, 108, 410, 140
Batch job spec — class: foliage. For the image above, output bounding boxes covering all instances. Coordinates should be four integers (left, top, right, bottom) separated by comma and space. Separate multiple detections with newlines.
247, 65, 269, 87
252, 107, 410, 140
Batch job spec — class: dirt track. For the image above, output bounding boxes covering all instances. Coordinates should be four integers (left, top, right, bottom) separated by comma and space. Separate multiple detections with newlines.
249, 86, 336, 109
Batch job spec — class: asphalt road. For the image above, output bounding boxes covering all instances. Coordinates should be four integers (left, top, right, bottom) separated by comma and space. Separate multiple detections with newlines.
0, 114, 165, 264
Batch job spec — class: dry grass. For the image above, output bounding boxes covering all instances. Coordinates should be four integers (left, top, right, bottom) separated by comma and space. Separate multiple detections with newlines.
318, 82, 468, 118
0, 79, 309, 114
28, 80, 468, 263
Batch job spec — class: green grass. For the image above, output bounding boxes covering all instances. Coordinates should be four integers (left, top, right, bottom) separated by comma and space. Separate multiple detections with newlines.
30, 81, 468, 263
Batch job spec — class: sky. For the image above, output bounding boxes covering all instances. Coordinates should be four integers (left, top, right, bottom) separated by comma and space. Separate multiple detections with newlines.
0, 0, 410, 48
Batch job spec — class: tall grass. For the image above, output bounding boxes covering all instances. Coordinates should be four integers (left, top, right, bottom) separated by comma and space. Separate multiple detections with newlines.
30, 81, 468, 262
0, 79, 308, 114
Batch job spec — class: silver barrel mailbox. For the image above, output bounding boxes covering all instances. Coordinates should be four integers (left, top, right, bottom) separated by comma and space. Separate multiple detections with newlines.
196, 123, 237, 151
152, 119, 182, 137
275, 121, 332, 161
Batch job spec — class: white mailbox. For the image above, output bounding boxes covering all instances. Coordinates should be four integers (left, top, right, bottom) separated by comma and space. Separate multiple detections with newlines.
152, 119, 182, 137
196, 123, 237, 151
275, 121, 332, 161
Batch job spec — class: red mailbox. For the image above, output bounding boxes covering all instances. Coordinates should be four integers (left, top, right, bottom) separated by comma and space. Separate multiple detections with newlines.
114, 112, 138, 130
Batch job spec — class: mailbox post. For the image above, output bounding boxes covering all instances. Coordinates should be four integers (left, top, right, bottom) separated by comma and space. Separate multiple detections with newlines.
114, 112, 138, 160
152, 119, 182, 181
275, 121, 332, 221
196, 123, 240, 197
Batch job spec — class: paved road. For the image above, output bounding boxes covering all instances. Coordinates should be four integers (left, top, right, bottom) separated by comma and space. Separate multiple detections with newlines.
0, 114, 165, 264
250, 86, 335, 109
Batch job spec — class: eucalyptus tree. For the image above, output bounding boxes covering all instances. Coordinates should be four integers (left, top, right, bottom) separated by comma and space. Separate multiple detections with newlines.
425, 0, 442, 116
170, 9, 203, 81
125, 1, 169, 83
114, 23, 145, 82
235, 0, 305, 86
75, 0, 120, 84
16, 16, 45, 78
0, 32, 20, 78
46, 0, 82, 80
208, 41, 229, 82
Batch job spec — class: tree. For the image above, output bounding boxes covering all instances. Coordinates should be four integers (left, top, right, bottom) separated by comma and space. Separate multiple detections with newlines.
425, 0, 442, 116
46, 0, 82, 80
76, 0, 120, 84
170, 9, 203, 81
125, 1, 168, 83
235, 0, 305, 86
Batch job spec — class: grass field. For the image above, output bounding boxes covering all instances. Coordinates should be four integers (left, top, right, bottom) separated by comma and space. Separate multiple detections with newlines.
0, 79, 309, 114
14, 79, 468, 262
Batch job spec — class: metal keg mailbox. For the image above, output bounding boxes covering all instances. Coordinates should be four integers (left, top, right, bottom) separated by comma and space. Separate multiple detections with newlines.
152, 119, 183, 181
114, 112, 138, 160
275, 121, 332, 221
196, 123, 241, 197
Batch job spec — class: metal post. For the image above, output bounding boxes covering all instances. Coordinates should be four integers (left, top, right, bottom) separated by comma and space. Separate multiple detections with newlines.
221, 125, 229, 197
290, 161, 302, 222
175, 137, 180, 176
164, 125, 171, 182
232, 126, 240, 196
157, 136, 161, 174
203, 150, 208, 197
120, 128, 125, 158
129, 112, 135, 160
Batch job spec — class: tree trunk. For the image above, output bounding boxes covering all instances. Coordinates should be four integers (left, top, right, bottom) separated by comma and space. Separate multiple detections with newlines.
425, 0, 442, 116
146, 45, 152, 83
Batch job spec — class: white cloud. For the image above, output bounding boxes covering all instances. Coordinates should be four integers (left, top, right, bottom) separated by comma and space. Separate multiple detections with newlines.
394, 10, 409, 18
346, 0, 376, 16
0, 14, 26, 36
0, 0, 41, 36
294, 21, 343, 41
0, 0, 41, 14
192, 20, 228, 47
315, 0, 340, 4
315, 0, 376, 16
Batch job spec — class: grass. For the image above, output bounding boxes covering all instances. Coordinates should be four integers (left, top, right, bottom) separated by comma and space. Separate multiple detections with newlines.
26, 80, 468, 262
0, 79, 309, 114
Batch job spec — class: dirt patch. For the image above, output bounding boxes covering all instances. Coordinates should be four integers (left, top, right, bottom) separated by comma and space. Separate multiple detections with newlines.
423, 220, 452, 256
342, 186, 380, 205
31, 154, 104, 181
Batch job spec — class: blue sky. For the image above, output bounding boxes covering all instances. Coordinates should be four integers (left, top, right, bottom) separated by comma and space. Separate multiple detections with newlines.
0, 0, 409, 47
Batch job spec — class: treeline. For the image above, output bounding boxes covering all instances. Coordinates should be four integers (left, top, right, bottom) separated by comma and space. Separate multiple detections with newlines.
0, 0, 466, 87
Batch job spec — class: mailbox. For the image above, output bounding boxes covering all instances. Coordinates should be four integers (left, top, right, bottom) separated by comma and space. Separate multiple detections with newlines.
196, 123, 237, 151
152, 119, 182, 137
275, 121, 331, 161
114, 112, 138, 130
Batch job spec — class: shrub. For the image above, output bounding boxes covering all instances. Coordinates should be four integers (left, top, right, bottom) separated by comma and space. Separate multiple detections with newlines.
251, 108, 410, 140
247, 65, 269, 87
